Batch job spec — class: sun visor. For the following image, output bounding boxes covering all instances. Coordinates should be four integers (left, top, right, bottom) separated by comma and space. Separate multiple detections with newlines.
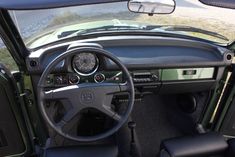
199, 0, 235, 9
0, 0, 126, 10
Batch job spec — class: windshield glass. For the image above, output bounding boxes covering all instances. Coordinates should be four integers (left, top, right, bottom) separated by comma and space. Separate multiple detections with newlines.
9, 0, 235, 49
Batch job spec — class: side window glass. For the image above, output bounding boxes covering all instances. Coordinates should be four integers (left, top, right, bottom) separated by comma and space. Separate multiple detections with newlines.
0, 38, 18, 71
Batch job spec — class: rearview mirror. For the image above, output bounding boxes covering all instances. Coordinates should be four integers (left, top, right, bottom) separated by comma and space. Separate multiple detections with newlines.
128, 0, 176, 15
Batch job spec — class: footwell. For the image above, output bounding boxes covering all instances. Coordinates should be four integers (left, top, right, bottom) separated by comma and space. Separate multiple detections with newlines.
131, 94, 205, 157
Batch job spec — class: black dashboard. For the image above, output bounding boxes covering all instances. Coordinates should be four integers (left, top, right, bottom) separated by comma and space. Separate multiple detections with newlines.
26, 35, 233, 94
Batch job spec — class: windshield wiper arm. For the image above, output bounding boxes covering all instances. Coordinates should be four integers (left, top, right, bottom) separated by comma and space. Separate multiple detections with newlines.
62, 25, 147, 38
148, 25, 229, 41
58, 25, 146, 38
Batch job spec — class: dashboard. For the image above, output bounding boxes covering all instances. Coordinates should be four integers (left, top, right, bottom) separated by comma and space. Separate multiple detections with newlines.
26, 35, 233, 94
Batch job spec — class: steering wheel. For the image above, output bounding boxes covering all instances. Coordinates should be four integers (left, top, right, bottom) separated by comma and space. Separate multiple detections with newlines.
37, 47, 135, 142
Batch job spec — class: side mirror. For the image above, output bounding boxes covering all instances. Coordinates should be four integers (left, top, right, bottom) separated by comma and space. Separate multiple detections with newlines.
128, 0, 176, 15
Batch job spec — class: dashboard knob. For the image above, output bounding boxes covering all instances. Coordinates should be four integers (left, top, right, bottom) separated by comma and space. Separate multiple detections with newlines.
94, 73, 105, 83
151, 74, 159, 81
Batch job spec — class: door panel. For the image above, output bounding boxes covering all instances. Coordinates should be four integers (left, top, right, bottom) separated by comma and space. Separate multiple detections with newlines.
0, 64, 27, 156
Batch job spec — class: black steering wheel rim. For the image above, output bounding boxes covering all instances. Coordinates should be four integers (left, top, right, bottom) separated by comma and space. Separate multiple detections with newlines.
37, 47, 135, 142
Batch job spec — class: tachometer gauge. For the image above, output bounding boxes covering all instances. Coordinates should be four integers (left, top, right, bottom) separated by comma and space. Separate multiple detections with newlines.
72, 53, 99, 76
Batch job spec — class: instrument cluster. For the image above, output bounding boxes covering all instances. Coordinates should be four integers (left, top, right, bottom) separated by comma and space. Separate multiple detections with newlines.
45, 71, 123, 87
72, 52, 99, 76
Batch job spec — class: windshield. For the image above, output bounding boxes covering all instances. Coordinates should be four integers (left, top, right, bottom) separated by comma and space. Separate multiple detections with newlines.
9, 0, 235, 49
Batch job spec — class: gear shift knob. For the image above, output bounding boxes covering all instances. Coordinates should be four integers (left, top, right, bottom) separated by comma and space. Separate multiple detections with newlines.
128, 121, 136, 129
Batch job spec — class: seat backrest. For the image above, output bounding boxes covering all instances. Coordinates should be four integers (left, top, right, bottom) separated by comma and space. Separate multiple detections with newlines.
226, 139, 235, 157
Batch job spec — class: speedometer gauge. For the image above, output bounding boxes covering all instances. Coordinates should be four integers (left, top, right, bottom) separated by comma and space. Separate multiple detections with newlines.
72, 53, 99, 76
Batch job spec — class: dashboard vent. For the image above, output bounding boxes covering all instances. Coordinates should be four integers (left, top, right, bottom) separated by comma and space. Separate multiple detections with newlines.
29, 60, 38, 67
226, 54, 232, 61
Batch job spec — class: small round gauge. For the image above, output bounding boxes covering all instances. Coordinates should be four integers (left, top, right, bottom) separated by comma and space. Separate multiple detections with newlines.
69, 74, 80, 84
94, 73, 105, 83
72, 53, 99, 76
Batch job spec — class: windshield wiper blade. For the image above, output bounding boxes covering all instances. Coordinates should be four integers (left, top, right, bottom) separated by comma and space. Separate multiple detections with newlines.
58, 24, 229, 43
149, 25, 229, 42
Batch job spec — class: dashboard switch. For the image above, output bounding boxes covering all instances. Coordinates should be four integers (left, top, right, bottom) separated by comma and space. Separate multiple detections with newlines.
54, 76, 63, 85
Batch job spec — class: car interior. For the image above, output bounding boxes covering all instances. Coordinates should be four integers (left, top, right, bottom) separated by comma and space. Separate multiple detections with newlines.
0, 0, 235, 157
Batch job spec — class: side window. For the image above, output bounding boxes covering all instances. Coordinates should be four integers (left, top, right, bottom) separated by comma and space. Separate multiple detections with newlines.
0, 38, 18, 71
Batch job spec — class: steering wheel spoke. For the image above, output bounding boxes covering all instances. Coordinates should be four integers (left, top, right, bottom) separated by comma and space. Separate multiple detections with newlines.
119, 82, 130, 93
92, 82, 129, 95
55, 106, 83, 130
43, 85, 79, 100
63, 107, 82, 122
99, 104, 121, 121
93, 83, 121, 95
